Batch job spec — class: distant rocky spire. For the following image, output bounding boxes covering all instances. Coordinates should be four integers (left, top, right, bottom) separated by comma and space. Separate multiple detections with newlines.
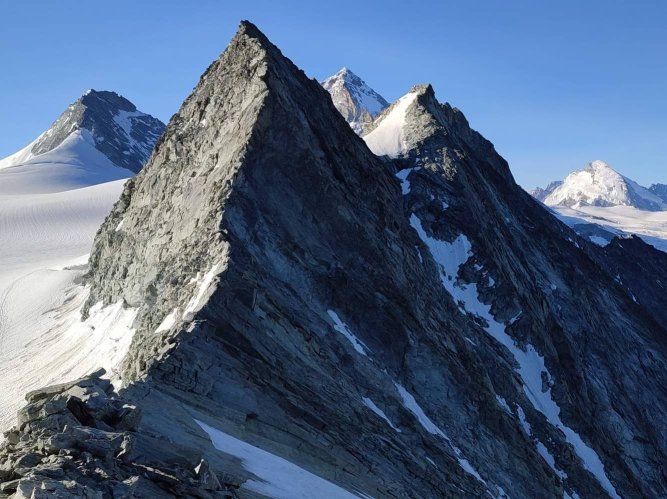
322, 67, 388, 134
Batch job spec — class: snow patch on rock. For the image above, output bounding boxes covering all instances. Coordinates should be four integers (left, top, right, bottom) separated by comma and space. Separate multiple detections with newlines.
411, 212, 620, 498
362, 397, 400, 432
328, 310, 369, 356
195, 419, 366, 499
394, 382, 487, 487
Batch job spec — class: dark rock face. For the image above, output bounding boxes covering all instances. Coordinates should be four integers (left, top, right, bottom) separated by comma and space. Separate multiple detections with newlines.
85, 21, 498, 497
369, 84, 667, 497
602, 235, 667, 327
10, 21, 667, 498
31, 90, 165, 173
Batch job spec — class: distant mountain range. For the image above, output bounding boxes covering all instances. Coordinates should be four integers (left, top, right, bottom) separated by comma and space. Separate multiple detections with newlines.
531, 160, 666, 211
530, 161, 667, 252
0, 91, 164, 434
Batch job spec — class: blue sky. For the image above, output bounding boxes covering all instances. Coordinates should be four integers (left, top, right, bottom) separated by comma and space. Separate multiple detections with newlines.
1, 0, 665, 188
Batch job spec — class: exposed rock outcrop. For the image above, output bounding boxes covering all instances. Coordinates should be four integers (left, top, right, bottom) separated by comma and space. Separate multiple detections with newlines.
364, 83, 667, 498
0, 370, 235, 498
322, 67, 388, 134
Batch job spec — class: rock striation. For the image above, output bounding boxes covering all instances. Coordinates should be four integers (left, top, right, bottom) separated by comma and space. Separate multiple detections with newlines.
4, 20, 667, 499
363, 83, 667, 498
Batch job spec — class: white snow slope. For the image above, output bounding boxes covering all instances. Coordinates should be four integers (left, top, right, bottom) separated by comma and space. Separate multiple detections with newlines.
550, 204, 667, 253
0, 133, 133, 431
0, 129, 133, 194
363, 91, 418, 157
196, 419, 367, 499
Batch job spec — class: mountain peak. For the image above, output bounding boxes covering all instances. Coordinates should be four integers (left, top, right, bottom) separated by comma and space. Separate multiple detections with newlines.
78, 89, 138, 113
363, 83, 498, 166
585, 159, 614, 173
322, 67, 389, 134
362, 89, 421, 157
0, 90, 165, 193
540, 160, 666, 211
238, 19, 268, 40
21, 89, 165, 174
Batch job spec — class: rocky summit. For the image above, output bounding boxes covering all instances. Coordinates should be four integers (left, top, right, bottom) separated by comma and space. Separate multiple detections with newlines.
2, 21, 667, 499
322, 67, 389, 134
11, 89, 165, 175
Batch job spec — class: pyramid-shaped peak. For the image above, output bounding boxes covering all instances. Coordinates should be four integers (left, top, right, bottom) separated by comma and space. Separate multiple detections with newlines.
237, 19, 269, 40
362, 89, 421, 157
362, 83, 444, 157
543, 160, 666, 210
84, 17, 406, 384
25, 88, 164, 173
333, 66, 350, 76
410, 83, 435, 96
225, 20, 286, 65
322, 67, 389, 134
331, 67, 361, 82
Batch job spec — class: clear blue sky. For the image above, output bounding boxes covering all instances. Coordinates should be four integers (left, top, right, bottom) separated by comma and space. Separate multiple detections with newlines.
1, 0, 665, 188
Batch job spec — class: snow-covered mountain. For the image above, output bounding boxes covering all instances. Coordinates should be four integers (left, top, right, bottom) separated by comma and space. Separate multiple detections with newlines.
537, 160, 666, 211
322, 67, 388, 134
0, 91, 164, 431
531, 161, 667, 251
0, 90, 165, 194
551, 204, 667, 252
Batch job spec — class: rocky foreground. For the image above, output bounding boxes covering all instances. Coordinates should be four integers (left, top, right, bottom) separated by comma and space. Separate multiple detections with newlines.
0, 370, 233, 498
